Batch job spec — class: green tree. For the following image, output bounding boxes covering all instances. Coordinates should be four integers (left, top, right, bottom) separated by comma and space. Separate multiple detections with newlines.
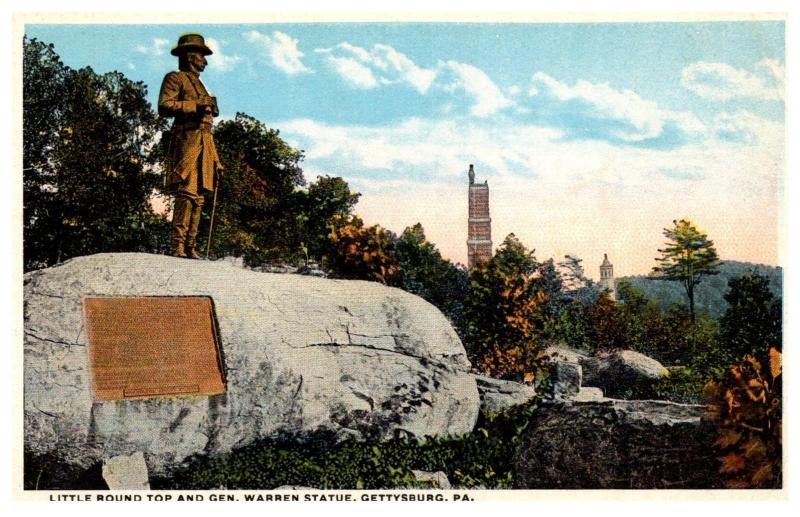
719, 272, 782, 360
614, 280, 670, 358
539, 255, 602, 350
23, 37, 167, 271
650, 219, 720, 322
586, 293, 626, 350
465, 234, 545, 378
211, 113, 306, 264
300, 175, 361, 262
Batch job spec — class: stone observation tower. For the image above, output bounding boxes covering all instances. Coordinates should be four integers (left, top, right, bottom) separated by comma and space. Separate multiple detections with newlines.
467, 164, 492, 269
599, 253, 616, 300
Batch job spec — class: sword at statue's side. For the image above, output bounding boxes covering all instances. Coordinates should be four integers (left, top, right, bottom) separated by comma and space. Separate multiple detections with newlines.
205, 175, 220, 259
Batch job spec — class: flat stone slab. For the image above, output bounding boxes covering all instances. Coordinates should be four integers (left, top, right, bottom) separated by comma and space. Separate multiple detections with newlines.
474, 375, 536, 413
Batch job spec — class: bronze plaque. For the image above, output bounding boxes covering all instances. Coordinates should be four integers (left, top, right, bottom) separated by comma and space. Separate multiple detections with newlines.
83, 296, 225, 401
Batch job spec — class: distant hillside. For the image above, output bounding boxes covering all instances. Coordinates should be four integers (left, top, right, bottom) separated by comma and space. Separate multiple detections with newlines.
618, 260, 783, 319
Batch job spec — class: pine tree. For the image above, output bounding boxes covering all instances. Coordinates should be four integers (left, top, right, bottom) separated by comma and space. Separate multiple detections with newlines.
650, 219, 719, 322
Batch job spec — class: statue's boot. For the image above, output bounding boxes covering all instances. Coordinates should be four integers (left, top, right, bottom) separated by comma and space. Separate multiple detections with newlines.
184, 199, 204, 259
170, 196, 192, 258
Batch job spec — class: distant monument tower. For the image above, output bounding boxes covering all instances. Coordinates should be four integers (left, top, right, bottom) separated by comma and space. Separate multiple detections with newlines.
467, 164, 492, 268
599, 253, 616, 300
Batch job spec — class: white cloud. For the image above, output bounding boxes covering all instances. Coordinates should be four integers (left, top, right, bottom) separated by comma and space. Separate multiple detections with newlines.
374, 44, 437, 93
712, 109, 784, 149
530, 72, 706, 141
135, 37, 170, 56
327, 56, 378, 89
681, 59, 785, 101
438, 61, 513, 117
314, 41, 511, 117
315, 42, 435, 93
244, 30, 311, 75
275, 114, 782, 272
205, 38, 242, 73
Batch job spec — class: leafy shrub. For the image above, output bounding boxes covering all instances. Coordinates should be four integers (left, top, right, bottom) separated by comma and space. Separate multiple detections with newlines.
324, 219, 400, 285
465, 234, 546, 377
152, 401, 539, 490
649, 366, 708, 404
704, 349, 782, 488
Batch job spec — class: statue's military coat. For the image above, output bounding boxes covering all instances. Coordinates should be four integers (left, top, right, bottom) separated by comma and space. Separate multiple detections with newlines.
158, 70, 222, 193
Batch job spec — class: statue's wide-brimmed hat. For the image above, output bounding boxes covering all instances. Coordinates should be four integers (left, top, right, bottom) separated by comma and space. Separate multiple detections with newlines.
170, 33, 213, 56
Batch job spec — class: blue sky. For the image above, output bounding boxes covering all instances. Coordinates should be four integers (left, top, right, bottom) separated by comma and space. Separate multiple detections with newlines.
24, 21, 786, 275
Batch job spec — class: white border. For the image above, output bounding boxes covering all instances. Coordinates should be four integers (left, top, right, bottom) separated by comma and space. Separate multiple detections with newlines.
3, 1, 797, 515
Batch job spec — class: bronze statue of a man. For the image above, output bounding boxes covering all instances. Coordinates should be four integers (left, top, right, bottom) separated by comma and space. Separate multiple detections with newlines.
159, 33, 224, 258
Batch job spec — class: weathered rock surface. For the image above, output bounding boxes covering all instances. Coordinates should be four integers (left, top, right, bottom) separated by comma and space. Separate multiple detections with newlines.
537, 345, 585, 400
411, 470, 451, 489
572, 387, 604, 402
474, 375, 536, 413
581, 349, 669, 398
539, 345, 668, 400
24, 253, 479, 478
514, 399, 719, 489
101, 452, 150, 490
549, 361, 582, 400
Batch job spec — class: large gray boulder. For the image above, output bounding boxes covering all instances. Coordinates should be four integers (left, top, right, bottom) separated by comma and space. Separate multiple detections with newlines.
581, 349, 669, 397
24, 253, 480, 478
514, 399, 719, 488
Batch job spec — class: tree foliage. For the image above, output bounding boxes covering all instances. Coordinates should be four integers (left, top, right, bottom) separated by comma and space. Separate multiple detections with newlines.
205, 114, 361, 266
621, 261, 781, 319
210, 113, 306, 264
23, 37, 167, 270
465, 234, 546, 378
650, 219, 719, 321
325, 218, 400, 285
393, 223, 469, 337
704, 349, 782, 488
300, 175, 361, 261
719, 272, 782, 361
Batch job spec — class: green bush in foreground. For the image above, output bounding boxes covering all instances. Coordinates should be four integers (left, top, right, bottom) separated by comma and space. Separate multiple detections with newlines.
151, 401, 539, 490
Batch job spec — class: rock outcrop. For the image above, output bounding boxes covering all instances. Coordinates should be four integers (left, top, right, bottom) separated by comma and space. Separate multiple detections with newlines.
514, 399, 718, 489
24, 253, 480, 478
582, 349, 669, 397
539, 345, 668, 399
474, 375, 536, 414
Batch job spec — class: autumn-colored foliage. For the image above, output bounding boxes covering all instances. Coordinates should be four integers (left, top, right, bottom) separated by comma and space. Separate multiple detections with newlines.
325, 219, 400, 285
704, 348, 782, 488
466, 234, 547, 379
476, 344, 528, 379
